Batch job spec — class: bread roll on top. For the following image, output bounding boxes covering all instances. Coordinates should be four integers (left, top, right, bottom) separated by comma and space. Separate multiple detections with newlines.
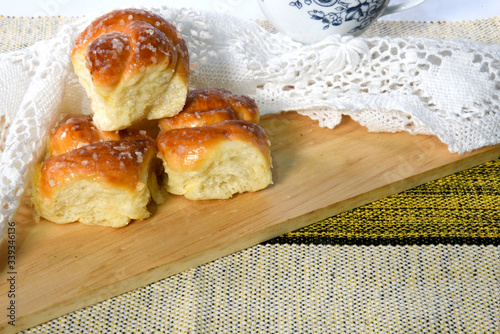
71, 8, 189, 131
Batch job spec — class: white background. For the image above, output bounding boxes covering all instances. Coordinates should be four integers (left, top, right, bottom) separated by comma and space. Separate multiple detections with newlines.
0, 0, 499, 21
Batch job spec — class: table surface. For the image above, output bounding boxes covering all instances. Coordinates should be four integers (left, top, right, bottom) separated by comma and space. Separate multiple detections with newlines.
1, 0, 499, 21
0, 4, 499, 334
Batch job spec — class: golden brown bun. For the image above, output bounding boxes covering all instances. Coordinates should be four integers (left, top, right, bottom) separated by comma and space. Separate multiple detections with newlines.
158, 88, 260, 132
33, 117, 166, 227
33, 139, 166, 227
48, 117, 151, 157
71, 8, 190, 131
157, 120, 272, 200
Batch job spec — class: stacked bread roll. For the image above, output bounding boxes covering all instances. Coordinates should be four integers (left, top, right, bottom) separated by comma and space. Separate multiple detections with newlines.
32, 8, 272, 227
157, 88, 272, 200
71, 8, 190, 131
32, 117, 167, 227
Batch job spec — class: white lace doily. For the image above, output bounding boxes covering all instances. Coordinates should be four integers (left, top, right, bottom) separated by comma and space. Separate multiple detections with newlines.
1, 6, 499, 232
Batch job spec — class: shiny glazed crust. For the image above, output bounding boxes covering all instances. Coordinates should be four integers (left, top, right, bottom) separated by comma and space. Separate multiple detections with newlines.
33, 117, 166, 227
71, 8, 190, 131
157, 120, 270, 171
156, 120, 272, 200
38, 140, 156, 197
32, 139, 163, 227
48, 117, 152, 156
158, 88, 260, 132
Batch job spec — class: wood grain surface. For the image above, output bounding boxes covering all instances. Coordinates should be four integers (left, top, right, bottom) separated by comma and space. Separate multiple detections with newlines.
1, 112, 499, 333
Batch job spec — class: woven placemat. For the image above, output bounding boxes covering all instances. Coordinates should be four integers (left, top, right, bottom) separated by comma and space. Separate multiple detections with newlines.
266, 158, 500, 246
258, 16, 500, 43
0, 15, 75, 53
1, 14, 499, 333
21, 244, 500, 333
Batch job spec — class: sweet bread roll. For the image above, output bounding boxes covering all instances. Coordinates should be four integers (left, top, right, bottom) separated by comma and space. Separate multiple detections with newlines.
32, 139, 165, 227
158, 88, 260, 132
71, 8, 189, 131
33, 117, 165, 227
48, 117, 150, 157
156, 120, 272, 200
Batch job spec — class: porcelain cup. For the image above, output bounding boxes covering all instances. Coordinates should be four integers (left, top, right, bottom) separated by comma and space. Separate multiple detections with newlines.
257, 0, 427, 43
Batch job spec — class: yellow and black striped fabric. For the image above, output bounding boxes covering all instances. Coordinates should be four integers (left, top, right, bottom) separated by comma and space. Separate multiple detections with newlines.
265, 158, 500, 246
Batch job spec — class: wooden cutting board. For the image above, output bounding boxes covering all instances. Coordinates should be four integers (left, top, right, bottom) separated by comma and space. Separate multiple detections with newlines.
2, 112, 499, 332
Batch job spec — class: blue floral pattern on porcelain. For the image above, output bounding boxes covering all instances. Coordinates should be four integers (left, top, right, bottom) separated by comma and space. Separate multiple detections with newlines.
283, 0, 387, 34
